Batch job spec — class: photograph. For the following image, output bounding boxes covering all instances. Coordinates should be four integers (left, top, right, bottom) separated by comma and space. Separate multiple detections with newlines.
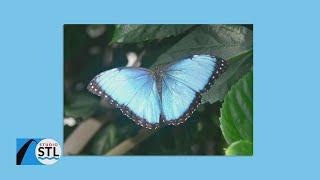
63, 24, 253, 156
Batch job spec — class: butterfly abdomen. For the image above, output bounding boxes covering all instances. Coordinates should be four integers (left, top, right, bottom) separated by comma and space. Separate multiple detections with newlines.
153, 65, 164, 98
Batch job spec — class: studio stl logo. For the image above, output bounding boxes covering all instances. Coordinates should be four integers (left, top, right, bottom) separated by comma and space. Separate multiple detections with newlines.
16, 138, 61, 165
35, 138, 61, 165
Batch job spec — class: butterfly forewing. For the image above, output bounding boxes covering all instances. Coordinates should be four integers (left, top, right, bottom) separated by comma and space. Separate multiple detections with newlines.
165, 55, 217, 92
88, 67, 161, 129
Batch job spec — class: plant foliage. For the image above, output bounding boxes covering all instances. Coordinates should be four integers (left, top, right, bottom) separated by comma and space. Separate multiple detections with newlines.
220, 70, 253, 155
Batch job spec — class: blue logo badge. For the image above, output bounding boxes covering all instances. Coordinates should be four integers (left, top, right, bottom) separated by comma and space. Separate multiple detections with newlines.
16, 138, 61, 165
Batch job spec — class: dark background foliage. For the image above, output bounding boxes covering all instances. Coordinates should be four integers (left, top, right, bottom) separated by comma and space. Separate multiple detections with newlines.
64, 24, 253, 155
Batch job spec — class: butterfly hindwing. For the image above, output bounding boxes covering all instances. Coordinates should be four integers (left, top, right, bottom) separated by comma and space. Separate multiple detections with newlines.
161, 55, 227, 125
161, 74, 201, 125
88, 67, 161, 129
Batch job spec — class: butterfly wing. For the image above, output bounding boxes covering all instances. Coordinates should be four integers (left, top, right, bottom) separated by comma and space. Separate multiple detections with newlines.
88, 67, 161, 129
161, 55, 227, 125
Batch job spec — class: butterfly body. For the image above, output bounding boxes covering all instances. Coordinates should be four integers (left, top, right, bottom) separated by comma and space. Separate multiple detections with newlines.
88, 55, 228, 129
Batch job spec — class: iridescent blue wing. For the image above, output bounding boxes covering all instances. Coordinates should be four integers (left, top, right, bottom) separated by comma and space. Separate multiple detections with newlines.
88, 67, 161, 129
161, 55, 227, 125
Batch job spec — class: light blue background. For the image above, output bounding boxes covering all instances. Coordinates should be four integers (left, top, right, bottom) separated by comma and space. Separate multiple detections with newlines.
1, 0, 319, 179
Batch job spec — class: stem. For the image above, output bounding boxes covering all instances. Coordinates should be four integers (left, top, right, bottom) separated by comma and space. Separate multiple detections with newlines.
64, 118, 105, 155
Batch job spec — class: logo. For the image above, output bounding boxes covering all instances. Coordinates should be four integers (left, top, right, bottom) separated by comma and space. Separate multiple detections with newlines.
16, 138, 61, 165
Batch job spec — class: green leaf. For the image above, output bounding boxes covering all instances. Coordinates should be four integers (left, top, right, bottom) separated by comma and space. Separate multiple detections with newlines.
202, 50, 253, 103
152, 25, 253, 67
111, 25, 193, 43
220, 70, 253, 144
64, 92, 99, 119
225, 140, 253, 156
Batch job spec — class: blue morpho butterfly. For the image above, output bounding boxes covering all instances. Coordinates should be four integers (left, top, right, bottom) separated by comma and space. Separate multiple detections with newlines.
88, 55, 228, 129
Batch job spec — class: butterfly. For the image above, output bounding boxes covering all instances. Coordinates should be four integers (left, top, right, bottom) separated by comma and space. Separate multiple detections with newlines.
87, 55, 228, 129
